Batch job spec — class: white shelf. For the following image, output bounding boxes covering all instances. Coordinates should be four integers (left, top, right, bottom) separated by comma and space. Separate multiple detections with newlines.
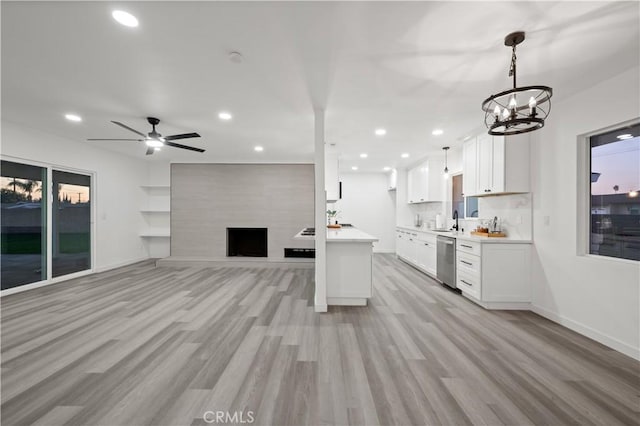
140, 231, 171, 238
140, 185, 170, 190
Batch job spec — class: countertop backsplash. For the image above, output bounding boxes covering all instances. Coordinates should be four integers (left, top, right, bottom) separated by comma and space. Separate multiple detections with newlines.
476, 193, 533, 240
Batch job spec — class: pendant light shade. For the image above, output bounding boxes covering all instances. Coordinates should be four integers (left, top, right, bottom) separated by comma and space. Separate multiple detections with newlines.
482, 32, 553, 136
442, 146, 450, 179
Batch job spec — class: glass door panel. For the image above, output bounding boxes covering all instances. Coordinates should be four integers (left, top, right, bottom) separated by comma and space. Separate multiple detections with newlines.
1, 160, 47, 289
52, 170, 91, 277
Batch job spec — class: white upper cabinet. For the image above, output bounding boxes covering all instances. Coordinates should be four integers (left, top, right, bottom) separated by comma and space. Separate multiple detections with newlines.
325, 151, 340, 202
388, 168, 397, 191
407, 158, 444, 203
463, 133, 529, 196
407, 163, 427, 203
462, 137, 478, 197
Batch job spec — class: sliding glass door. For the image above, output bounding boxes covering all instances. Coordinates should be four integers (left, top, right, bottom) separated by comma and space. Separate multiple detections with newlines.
1, 160, 47, 289
1, 160, 93, 290
52, 170, 91, 277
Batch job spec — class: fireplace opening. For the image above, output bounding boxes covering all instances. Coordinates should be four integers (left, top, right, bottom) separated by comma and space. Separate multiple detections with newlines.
227, 228, 268, 257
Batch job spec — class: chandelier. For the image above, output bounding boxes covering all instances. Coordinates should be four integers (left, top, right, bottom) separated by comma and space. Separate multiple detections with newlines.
481, 31, 553, 136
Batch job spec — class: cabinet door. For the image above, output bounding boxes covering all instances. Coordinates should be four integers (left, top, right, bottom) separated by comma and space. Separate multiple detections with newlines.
416, 163, 428, 202
427, 157, 444, 201
415, 240, 429, 271
407, 165, 427, 203
407, 168, 417, 203
325, 152, 339, 201
462, 138, 478, 197
425, 241, 437, 276
396, 231, 406, 258
406, 233, 418, 263
477, 133, 493, 194
491, 136, 505, 193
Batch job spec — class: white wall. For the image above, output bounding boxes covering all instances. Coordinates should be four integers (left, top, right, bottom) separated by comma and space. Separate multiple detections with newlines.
333, 172, 396, 253
1, 120, 150, 274
530, 66, 640, 359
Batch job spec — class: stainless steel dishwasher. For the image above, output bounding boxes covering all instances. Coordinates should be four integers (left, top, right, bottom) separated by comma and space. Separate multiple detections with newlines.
436, 235, 456, 289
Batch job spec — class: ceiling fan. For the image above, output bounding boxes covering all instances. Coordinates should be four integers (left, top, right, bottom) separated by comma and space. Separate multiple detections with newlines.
88, 117, 205, 155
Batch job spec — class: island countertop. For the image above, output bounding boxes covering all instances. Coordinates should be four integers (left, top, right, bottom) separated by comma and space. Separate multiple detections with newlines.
293, 227, 379, 243
326, 227, 379, 243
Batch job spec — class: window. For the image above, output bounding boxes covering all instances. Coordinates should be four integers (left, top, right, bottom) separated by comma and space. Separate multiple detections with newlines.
589, 122, 640, 261
1, 160, 47, 289
452, 173, 478, 219
1, 159, 93, 291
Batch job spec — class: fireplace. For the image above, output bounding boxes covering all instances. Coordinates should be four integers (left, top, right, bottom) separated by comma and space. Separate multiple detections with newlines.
227, 228, 268, 257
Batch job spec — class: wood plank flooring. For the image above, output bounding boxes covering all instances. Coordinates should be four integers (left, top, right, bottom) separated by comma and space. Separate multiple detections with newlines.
1, 254, 638, 425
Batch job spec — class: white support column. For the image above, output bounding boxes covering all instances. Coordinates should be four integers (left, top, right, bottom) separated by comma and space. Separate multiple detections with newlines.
314, 108, 327, 312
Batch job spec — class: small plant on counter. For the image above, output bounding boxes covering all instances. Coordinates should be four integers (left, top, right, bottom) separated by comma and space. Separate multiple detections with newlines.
326, 209, 339, 225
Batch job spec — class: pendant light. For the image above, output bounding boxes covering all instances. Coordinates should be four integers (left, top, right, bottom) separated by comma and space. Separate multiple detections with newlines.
442, 146, 450, 179
481, 31, 553, 136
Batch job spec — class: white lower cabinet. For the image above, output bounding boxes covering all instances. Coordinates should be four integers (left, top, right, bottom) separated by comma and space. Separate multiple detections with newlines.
456, 239, 531, 309
396, 228, 437, 278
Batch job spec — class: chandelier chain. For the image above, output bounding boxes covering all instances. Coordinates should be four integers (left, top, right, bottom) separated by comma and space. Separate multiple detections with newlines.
509, 44, 517, 88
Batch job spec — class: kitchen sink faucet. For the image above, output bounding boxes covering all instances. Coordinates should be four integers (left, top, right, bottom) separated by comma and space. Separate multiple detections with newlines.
452, 210, 459, 231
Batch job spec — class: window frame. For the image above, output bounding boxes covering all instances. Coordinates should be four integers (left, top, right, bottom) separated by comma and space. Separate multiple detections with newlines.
0, 155, 97, 294
577, 118, 640, 263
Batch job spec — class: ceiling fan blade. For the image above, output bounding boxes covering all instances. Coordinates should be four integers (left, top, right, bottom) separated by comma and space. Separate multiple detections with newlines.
146, 147, 155, 156
164, 141, 205, 153
111, 121, 147, 137
87, 138, 142, 141
164, 132, 201, 141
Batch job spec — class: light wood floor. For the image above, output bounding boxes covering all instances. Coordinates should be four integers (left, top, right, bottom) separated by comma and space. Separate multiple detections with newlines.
1, 254, 638, 426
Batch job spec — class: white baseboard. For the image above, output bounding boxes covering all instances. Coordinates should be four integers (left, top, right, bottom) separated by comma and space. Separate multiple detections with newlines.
1, 256, 150, 297
531, 304, 640, 361
94, 256, 150, 273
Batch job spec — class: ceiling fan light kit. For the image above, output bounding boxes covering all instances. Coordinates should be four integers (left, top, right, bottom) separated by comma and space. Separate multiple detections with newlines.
88, 116, 204, 155
481, 31, 553, 136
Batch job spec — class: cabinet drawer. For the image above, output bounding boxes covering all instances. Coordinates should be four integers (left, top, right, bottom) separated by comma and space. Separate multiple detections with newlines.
457, 251, 481, 276
457, 271, 481, 299
457, 239, 481, 256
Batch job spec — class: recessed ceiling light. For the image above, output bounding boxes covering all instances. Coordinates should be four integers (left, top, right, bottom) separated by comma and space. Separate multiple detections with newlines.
254, 146, 264, 152
352, 166, 358, 171
383, 167, 391, 171
154, 147, 161, 151
64, 113, 82, 122
401, 153, 410, 158
228, 51, 244, 63
360, 153, 368, 158
617, 133, 633, 140
218, 112, 232, 120
432, 129, 444, 136
112, 10, 138, 27
375, 128, 386, 136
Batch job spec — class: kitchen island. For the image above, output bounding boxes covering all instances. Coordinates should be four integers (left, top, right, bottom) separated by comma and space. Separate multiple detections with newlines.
295, 226, 379, 306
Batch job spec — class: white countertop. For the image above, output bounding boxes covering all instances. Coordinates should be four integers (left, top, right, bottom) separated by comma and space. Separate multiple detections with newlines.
397, 225, 532, 244
294, 227, 379, 243
327, 227, 378, 243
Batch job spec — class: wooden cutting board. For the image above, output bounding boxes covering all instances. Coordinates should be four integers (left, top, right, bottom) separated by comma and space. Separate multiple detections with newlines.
470, 231, 506, 237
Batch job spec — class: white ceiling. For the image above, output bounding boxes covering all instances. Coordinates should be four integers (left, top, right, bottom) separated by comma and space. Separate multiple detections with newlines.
2, 1, 639, 172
